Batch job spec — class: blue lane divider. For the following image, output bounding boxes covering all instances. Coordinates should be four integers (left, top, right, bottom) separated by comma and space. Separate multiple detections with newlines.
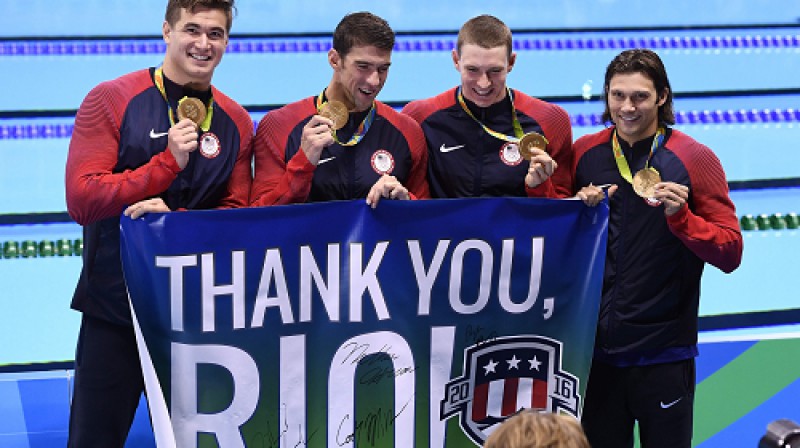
2, 33, 799, 56
6, 107, 799, 140
0, 124, 74, 139
515, 34, 800, 50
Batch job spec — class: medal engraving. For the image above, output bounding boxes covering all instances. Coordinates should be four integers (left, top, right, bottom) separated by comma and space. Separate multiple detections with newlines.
177, 97, 207, 126
318, 100, 348, 130
632, 167, 661, 198
518, 132, 548, 160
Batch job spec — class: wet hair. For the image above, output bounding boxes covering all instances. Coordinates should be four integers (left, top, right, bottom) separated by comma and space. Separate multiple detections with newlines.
483, 411, 590, 448
602, 48, 675, 125
456, 14, 513, 58
165, 0, 236, 32
332, 12, 395, 58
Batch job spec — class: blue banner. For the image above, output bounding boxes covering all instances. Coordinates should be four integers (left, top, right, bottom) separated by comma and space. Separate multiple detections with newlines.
120, 197, 608, 448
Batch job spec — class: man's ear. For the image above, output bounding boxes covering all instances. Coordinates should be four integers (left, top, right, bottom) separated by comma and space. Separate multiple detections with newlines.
507, 52, 517, 73
451, 48, 460, 71
328, 48, 341, 70
658, 88, 670, 107
162, 21, 171, 43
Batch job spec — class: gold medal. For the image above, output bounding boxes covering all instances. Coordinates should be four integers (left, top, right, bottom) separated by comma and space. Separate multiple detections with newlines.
177, 97, 207, 126
632, 167, 661, 198
518, 132, 548, 160
318, 100, 348, 130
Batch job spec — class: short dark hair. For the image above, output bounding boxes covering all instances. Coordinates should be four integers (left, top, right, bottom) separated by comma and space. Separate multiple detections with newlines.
165, 0, 236, 32
602, 48, 675, 125
332, 12, 395, 58
457, 15, 513, 58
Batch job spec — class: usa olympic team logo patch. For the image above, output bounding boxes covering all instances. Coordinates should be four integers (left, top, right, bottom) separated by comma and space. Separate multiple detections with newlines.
199, 132, 221, 159
499, 142, 523, 166
441, 335, 580, 445
644, 197, 663, 207
371, 149, 394, 174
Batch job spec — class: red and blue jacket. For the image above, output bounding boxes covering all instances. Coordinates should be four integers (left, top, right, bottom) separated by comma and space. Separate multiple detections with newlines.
402, 87, 573, 199
65, 68, 253, 326
250, 96, 429, 205
573, 126, 743, 365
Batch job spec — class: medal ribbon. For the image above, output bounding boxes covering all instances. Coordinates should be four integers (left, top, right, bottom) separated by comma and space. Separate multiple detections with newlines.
154, 67, 214, 132
457, 87, 524, 142
611, 127, 665, 184
316, 91, 376, 147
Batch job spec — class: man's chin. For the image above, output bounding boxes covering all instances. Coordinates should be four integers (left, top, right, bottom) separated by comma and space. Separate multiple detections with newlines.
186, 71, 214, 85
467, 92, 497, 107
355, 97, 376, 111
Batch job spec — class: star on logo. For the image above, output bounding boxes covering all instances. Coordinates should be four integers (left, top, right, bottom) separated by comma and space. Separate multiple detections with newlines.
529, 356, 542, 371
483, 359, 498, 375
507, 355, 521, 370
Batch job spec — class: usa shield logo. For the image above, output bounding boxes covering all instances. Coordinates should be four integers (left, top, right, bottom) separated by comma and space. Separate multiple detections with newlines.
441, 335, 580, 445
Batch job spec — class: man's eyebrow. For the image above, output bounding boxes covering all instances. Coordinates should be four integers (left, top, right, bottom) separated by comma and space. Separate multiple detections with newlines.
354, 60, 392, 67
183, 22, 225, 31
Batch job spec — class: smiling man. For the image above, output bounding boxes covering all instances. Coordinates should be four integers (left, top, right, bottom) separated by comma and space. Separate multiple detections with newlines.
402, 15, 573, 199
250, 12, 429, 208
572, 49, 743, 448
64, 0, 252, 445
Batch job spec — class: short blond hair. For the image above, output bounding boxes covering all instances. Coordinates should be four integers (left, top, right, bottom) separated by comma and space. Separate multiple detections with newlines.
456, 14, 513, 58
483, 411, 590, 448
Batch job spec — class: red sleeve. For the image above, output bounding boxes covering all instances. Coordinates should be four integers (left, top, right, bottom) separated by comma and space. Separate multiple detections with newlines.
402, 88, 459, 123
399, 100, 425, 124
380, 103, 430, 199
401, 94, 444, 125
214, 88, 254, 209
250, 100, 316, 206
571, 129, 612, 193
666, 132, 743, 273
516, 92, 574, 199
65, 77, 180, 226
525, 179, 556, 198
